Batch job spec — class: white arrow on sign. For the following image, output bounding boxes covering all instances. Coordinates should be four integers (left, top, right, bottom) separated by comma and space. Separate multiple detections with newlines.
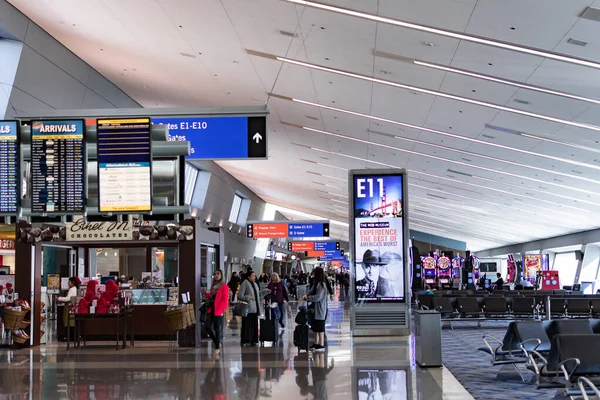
253, 132, 263, 143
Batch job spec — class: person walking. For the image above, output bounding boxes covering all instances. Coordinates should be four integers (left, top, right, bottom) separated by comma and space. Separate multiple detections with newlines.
204, 269, 229, 354
267, 272, 289, 329
303, 267, 328, 352
228, 272, 241, 303
237, 271, 263, 346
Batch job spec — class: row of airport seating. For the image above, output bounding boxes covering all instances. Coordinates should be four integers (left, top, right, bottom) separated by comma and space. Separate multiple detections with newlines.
416, 293, 600, 319
478, 319, 600, 396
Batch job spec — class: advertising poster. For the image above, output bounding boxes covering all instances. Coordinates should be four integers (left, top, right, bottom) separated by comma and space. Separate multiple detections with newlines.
523, 254, 542, 282
47, 273, 61, 294
353, 174, 405, 302
0, 274, 15, 304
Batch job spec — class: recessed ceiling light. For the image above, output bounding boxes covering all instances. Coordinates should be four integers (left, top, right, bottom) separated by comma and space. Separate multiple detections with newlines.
567, 38, 588, 47
282, 0, 600, 70
422, 42, 435, 47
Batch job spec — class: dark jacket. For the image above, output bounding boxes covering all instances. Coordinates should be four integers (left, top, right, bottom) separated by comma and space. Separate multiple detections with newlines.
228, 276, 240, 292
267, 281, 289, 303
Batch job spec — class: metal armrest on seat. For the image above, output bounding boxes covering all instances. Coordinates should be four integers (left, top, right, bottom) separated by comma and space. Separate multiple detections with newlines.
420, 305, 430, 310
518, 338, 542, 359
528, 350, 548, 376
578, 376, 600, 400
559, 357, 581, 383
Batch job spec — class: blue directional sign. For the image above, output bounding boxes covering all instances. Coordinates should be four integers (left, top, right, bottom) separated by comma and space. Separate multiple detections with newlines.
152, 116, 266, 159
318, 255, 346, 262
324, 250, 344, 257
288, 223, 330, 238
314, 242, 339, 251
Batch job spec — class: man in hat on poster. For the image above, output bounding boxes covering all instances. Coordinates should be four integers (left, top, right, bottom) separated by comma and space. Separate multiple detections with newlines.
355, 250, 386, 299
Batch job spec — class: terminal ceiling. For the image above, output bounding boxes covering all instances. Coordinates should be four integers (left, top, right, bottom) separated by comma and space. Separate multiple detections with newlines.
9, 0, 600, 251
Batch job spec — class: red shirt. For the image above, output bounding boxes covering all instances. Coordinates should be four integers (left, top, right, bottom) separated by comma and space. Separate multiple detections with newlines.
206, 285, 230, 317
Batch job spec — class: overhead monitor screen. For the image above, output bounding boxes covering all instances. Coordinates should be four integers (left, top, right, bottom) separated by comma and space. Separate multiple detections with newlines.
353, 173, 405, 302
0, 121, 19, 213
31, 120, 85, 213
97, 118, 152, 212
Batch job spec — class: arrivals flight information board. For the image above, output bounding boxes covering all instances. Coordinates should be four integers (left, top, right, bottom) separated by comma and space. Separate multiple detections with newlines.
31, 120, 85, 213
97, 118, 152, 212
0, 121, 19, 213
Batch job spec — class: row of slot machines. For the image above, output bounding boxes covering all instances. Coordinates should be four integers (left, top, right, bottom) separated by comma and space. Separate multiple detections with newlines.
422, 255, 481, 289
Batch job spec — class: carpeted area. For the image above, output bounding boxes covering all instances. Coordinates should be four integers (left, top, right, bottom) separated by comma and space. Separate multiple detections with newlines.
441, 320, 567, 400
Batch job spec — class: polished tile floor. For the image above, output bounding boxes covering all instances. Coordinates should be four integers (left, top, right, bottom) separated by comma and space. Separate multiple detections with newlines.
0, 300, 474, 400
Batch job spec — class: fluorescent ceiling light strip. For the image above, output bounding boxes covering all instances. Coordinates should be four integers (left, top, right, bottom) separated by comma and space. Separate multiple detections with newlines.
283, 0, 600, 71
412, 212, 463, 225
305, 142, 585, 226
470, 174, 598, 206
410, 196, 573, 231
520, 133, 600, 155
410, 182, 591, 224
291, 98, 600, 175
278, 57, 600, 133
409, 201, 563, 235
270, 204, 349, 227
322, 174, 347, 182
409, 169, 590, 213
328, 192, 347, 198
393, 134, 600, 185
414, 60, 600, 105
409, 221, 506, 244
410, 218, 526, 243
299, 125, 599, 196
331, 198, 349, 205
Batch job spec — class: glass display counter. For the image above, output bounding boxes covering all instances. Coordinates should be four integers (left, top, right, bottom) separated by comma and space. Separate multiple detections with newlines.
123, 289, 168, 305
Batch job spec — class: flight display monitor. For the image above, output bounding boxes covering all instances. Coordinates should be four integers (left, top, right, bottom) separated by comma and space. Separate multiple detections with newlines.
97, 118, 152, 212
0, 121, 19, 213
352, 173, 406, 302
30, 120, 85, 214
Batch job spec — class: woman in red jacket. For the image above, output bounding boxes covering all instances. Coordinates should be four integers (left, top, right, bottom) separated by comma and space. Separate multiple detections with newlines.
205, 269, 230, 354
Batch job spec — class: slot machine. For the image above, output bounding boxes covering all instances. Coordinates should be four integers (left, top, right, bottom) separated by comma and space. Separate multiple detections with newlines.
452, 256, 464, 289
472, 255, 481, 282
437, 256, 452, 289
422, 256, 437, 288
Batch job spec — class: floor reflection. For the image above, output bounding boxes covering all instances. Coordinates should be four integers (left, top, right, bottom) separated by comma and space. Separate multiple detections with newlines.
0, 296, 473, 400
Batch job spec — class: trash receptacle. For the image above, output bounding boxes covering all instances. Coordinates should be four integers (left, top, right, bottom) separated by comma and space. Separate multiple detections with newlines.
413, 310, 442, 367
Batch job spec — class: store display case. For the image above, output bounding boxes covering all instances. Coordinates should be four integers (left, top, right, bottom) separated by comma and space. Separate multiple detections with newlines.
124, 289, 168, 305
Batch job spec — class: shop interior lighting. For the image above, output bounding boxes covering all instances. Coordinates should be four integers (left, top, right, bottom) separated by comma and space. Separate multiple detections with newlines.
281, 0, 600, 70
413, 60, 600, 105
292, 125, 600, 196
278, 95, 600, 173
273, 56, 600, 132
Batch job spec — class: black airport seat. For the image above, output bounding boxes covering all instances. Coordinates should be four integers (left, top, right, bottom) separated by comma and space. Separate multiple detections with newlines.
529, 334, 600, 393
553, 319, 594, 337
432, 297, 457, 318
567, 299, 591, 318
592, 320, 600, 334
550, 298, 567, 318
416, 293, 434, 310
591, 299, 600, 318
512, 297, 536, 318
457, 297, 483, 317
484, 297, 508, 317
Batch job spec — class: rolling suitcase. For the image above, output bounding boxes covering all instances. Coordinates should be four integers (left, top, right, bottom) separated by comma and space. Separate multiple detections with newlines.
260, 301, 279, 346
293, 324, 310, 354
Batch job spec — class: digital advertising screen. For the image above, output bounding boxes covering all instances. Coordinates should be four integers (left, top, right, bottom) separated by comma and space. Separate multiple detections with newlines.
31, 120, 85, 214
356, 369, 407, 400
353, 173, 405, 302
97, 118, 152, 212
0, 121, 19, 213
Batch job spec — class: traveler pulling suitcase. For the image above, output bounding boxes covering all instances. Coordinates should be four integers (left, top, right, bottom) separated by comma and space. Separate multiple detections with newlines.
260, 299, 279, 346
294, 304, 310, 354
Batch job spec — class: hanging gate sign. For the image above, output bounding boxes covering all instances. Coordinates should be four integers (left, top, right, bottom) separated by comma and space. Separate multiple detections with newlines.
66, 218, 132, 241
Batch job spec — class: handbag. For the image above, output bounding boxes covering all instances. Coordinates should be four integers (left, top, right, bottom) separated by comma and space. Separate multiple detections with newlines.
233, 300, 249, 317
199, 298, 214, 323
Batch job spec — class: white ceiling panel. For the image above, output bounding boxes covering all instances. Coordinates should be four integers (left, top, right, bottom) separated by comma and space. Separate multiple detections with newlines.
10, 0, 600, 251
